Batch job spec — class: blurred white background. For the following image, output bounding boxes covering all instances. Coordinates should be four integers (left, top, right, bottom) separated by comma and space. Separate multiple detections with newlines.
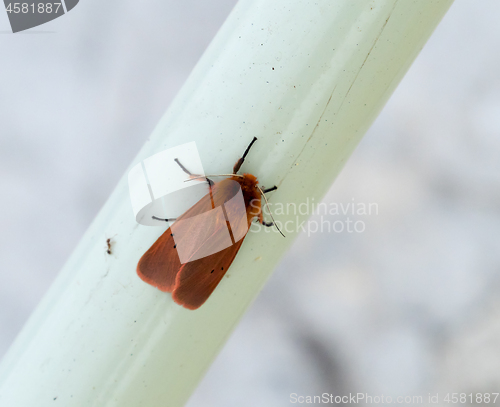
1, 1, 500, 406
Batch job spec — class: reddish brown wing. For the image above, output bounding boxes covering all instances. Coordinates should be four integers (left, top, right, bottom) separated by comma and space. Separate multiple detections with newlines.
171, 178, 252, 309
137, 227, 179, 292
136, 178, 249, 305
172, 239, 244, 309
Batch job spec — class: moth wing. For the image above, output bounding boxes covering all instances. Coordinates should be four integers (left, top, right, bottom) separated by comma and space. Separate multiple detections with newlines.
136, 227, 179, 292
172, 239, 245, 310
171, 179, 251, 309
136, 186, 217, 292
136, 178, 245, 294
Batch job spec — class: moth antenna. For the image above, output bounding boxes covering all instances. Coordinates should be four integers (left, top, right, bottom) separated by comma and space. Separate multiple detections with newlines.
256, 185, 285, 237
242, 137, 257, 160
233, 137, 258, 174
185, 174, 244, 182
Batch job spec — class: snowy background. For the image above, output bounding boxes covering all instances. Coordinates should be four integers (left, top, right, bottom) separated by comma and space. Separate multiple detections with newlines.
1, 0, 500, 406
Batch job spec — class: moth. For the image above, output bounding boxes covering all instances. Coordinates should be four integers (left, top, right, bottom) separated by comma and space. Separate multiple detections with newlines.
136, 137, 283, 309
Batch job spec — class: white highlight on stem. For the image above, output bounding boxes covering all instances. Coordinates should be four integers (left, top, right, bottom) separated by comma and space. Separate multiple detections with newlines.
0, 1, 454, 406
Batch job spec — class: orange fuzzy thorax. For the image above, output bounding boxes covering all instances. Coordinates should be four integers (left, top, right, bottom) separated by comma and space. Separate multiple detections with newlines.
232, 173, 262, 224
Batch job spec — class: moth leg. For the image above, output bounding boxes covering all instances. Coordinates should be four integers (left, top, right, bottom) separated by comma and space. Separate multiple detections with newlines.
262, 185, 277, 194
257, 209, 274, 227
233, 137, 258, 174
174, 158, 214, 186
152, 216, 177, 222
